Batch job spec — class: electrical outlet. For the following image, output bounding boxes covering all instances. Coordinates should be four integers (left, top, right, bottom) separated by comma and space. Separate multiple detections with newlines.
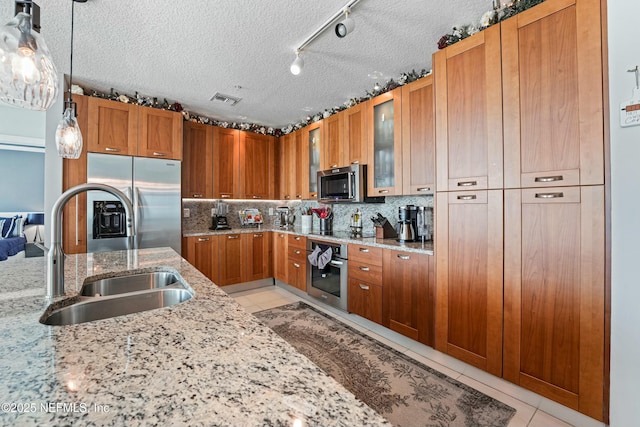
183, 208, 190, 218
268, 208, 274, 216
211, 208, 216, 216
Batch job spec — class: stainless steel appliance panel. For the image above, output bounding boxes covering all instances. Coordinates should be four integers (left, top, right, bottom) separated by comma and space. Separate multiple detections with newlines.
306, 239, 348, 311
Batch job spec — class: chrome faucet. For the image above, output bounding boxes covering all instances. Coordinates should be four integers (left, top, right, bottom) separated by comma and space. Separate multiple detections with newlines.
47, 183, 136, 299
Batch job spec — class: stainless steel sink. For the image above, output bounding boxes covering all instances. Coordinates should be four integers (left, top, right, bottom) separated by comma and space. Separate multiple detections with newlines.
41, 287, 193, 326
80, 271, 180, 296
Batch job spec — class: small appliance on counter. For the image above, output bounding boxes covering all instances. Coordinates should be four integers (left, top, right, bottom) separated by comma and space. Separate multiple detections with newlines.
210, 201, 231, 230
397, 205, 417, 243
416, 206, 433, 243
350, 208, 363, 237
238, 208, 263, 227
275, 207, 294, 228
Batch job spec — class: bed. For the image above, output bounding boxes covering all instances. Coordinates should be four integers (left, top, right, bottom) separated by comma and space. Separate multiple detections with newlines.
0, 236, 27, 261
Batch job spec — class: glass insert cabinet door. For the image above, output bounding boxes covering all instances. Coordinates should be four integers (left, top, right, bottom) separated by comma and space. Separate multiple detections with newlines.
308, 126, 321, 196
368, 88, 402, 196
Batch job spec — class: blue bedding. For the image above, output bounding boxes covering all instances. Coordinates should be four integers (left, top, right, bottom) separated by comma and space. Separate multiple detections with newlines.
0, 236, 27, 261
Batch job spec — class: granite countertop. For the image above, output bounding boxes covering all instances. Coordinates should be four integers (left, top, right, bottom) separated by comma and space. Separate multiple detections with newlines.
0, 248, 389, 427
184, 227, 434, 255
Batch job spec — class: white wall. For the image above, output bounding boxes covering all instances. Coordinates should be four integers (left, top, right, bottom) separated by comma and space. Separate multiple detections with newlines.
607, 0, 640, 425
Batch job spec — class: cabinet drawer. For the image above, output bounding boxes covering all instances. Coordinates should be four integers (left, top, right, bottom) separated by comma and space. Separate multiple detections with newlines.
348, 244, 383, 266
288, 246, 306, 260
348, 278, 382, 324
288, 234, 306, 249
348, 262, 383, 285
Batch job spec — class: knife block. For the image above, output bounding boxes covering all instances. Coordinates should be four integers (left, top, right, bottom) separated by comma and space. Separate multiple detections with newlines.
375, 222, 397, 239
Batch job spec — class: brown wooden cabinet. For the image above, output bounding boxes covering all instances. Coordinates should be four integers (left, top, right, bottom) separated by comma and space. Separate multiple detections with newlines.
435, 190, 503, 376
245, 231, 272, 282
434, 24, 503, 192
322, 112, 345, 169
138, 106, 183, 160
87, 97, 138, 155
401, 75, 435, 195
240, 132, 274, 200
348, 244, 383, 324
287, 234, 307, 291
367, 88, 403, 196
302, 121, 322, 199
182, 235, 219, 283
213, 127, 240, 199
503, 185, 605, 420
182, 122, 213, 199
383, 249, 433, 346
278, 132, 297, 200
343, 101, 368, 167
273, 232, 288, 283
502, 0, 604, 189
218, 233, 244, 286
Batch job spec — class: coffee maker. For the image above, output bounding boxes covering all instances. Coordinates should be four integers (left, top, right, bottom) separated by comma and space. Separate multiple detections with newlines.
397, 205, 417, 243
210, 201, 231, 230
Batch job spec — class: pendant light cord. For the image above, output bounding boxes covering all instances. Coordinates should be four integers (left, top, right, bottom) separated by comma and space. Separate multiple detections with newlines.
67, 0, 75, 104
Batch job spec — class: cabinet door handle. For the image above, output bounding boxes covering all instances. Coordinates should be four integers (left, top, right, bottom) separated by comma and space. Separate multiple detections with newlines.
105, 147, 121, 152
284, 195, 291, 200
359, 266, 370, 272
279, 234, 284, 238
294, 250, 301, 254
293, 262, 301, 268
457, 180, 477, 187
295, 237, 301, 240
227, 235, 240, 239
417, 187, 431, 192
457, 195, 477, 200
221, 194, 231, 198
358, 247, 369, 253
252, 195, 261, 199
198, 237, 210, 242
296, 194, 302, 199
535, 192, 564, 199
351, 160, 360, 165
397, 254, 410, 260
192, 194, 203, 198
253, 234, 263, 238
152, 152, 167, 157
378, 189, 389, 194
359, 284, 370, 290
534, 175, 563, 183
330, 164, 338, 168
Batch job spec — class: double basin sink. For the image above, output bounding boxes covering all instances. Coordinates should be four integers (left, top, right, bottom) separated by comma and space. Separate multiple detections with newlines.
41, 270, 194, 326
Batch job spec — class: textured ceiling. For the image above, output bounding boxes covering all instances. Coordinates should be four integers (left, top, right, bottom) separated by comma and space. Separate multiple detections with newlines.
1, 0, 491, 129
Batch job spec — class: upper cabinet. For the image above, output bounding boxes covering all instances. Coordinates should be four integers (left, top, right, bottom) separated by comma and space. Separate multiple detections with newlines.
401, 75, 436, 195
240, 132, 275, 200
303, 121, 322, 199
213, 127, 240, 199
322, 112, 345, 170
502, 0, 604, 188
87, 96, 182, 159
344, 101, 368, 167
182, 122, 213, 199
87, 97, 138, 156
434, 24, 503, 192
367, 88, 403, 196
138, 107, 183, 160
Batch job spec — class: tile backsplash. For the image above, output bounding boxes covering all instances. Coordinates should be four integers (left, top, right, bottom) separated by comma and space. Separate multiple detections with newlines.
182, 195, 433, 237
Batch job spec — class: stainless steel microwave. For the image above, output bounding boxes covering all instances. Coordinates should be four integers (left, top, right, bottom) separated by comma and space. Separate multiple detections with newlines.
317, 164, 385, 203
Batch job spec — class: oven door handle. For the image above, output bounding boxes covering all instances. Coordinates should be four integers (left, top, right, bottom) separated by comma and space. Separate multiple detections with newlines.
329, 260, 344, 267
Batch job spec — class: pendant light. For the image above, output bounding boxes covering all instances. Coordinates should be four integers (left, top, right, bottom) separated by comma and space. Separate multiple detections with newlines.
55, 0, 87, 160
0, 1, 58, 110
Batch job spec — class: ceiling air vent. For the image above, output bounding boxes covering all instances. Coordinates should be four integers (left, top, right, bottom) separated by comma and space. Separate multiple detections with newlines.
209, 92, 242, 106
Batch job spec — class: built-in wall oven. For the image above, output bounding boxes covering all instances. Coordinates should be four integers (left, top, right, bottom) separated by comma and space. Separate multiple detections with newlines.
306, 239, 348, 311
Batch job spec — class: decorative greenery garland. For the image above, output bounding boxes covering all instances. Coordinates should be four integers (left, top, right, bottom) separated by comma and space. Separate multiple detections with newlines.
80, 0, 544, 137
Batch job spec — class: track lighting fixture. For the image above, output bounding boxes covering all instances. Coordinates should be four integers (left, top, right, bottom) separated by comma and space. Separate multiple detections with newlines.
290, 51, 304, 76
289, 0, 362, 75
0, 0, 58, 110
335, 9, 355, 38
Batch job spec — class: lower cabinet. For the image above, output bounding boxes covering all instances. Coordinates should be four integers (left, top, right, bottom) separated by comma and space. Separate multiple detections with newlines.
218, 233, 244, 286
382, 249, 433, 346
182, 235, 219, 283
273, 232, 288, 283
246, 231, 272, 281
287, 235, 307, 291
348, 244, 383, 324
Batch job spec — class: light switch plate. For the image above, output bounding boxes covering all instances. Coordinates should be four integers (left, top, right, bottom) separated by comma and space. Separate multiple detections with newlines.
183, 208, 190, 218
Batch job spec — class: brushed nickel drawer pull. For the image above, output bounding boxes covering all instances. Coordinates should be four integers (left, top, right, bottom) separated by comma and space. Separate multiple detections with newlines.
397, 254, 410, 260
296, 194, 302, 199
358, 248, 369, 253
294, 262, 301, 268
192, 194, 203, 198
105, 147, 121, 152
284, 195, 291, 200
351, 160, 360, 165
379, 189, 389, 194
535, 192, 564, 199
221, 194, 231, 198
359, 284, 370, 290
295, 237, 301, 240
359, 266, 370, 272
152, 152, 167, 157
457, 180, 477, 187
535, 175, 563, 183
330, 164, 338, 168
198, 238, 210, 242
294, 250, 301, 255
227, 235, 239, 239
417, 187, 431, 192
252, 195, 261, 199
254, 234, 263, 238
457, 195, 477, 200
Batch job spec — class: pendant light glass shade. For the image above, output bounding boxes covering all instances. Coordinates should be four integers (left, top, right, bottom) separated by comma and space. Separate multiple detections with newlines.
0, 12, 58, 110
55, 104, 83, 159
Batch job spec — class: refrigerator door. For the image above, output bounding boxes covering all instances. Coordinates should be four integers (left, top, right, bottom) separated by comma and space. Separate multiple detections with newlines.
134, 157, 181, 254
87, 153, 133, 253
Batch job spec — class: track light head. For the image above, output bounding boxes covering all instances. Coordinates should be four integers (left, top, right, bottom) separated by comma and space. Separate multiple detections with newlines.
290, 51, 304, 75
335, 9, 355, 38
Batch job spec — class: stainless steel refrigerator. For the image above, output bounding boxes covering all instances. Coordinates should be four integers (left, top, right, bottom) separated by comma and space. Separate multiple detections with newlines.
87, 153, 181, 254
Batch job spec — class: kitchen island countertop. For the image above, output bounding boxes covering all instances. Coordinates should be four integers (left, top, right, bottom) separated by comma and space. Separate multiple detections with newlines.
0, 248, 389, 427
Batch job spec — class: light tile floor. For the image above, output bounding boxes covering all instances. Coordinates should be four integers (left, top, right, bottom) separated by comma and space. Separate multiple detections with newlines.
229, 285, 605, 427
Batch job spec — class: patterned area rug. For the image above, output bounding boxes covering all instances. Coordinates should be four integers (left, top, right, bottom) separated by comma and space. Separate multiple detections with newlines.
255, 302, 516, 427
